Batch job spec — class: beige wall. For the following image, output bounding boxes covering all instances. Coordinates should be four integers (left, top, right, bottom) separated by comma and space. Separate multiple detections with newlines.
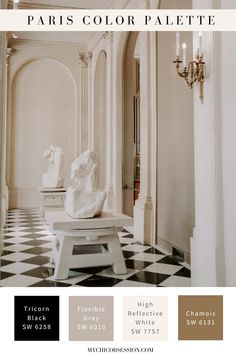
221, 29, 236, 285
157, 29, 194, 254
157, 0, 194, 255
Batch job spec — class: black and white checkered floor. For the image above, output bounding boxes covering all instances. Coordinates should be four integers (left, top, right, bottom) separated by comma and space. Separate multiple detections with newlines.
0, 209, 191, 287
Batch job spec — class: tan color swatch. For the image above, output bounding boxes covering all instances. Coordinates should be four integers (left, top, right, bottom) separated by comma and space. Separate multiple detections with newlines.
178, 295, 223, 340
69, 296, 113, 341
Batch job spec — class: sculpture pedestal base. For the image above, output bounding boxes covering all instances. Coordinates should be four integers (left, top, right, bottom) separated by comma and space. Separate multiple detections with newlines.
39, 188, 66, 216
45, 210, 133, 280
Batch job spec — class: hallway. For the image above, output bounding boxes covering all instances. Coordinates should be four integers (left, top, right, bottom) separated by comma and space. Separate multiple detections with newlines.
1, 0, 236, 287
0, 209, 191, 287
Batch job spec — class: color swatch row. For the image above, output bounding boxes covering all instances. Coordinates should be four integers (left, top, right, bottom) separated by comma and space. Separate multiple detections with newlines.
14, 295, 223, 341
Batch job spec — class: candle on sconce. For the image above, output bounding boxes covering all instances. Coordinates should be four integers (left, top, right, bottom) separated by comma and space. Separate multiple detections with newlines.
13, 0, 19, 9
176, 32, 180, 57
198, 32, 203, 57
173, 32, 205, 103
182, 42, 187, 68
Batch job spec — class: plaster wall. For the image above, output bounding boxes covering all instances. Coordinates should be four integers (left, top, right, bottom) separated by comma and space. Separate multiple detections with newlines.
157, 0, 194, 254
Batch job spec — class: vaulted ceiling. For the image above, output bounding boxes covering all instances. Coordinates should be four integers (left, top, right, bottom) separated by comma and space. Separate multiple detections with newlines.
9, 0, 117, 9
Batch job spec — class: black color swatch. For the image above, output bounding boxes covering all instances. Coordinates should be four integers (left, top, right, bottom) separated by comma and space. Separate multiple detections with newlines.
14, 296, 59, 341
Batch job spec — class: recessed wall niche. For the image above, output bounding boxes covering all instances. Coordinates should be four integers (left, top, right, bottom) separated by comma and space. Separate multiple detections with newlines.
8, 57, 77, 208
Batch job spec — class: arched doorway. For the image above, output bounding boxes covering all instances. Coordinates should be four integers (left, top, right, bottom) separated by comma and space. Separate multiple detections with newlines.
116, 30, 157, 244
123, 32, 140, 217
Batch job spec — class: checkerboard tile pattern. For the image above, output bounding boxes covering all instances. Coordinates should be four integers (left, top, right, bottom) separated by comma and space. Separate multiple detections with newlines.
0, 209, 191, 287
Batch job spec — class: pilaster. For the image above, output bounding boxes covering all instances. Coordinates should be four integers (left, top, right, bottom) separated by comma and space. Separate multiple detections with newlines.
0, 32, 6, 251
133, 31, 155, 244
2, 47, 13, 209
104, 32, 115, 209
78, 52, 92, 154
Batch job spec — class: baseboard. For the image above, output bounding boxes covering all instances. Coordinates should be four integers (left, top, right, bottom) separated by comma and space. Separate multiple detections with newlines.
158, 237, 191, 265
1, 196, 8, 227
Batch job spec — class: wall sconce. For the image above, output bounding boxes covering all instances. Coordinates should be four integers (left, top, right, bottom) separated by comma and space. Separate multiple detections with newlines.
173, 32, 205, 103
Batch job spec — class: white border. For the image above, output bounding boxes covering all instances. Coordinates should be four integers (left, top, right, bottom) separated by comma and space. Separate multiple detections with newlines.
0, 10, 236, 31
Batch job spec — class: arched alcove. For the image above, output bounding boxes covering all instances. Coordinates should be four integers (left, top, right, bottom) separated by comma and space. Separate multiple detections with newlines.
94, 50, 107, 190
9, 57, 77, 208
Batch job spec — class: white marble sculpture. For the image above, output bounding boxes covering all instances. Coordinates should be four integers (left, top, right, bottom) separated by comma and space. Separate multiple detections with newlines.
65, 150, 107, 218
42, 145, 64, 188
